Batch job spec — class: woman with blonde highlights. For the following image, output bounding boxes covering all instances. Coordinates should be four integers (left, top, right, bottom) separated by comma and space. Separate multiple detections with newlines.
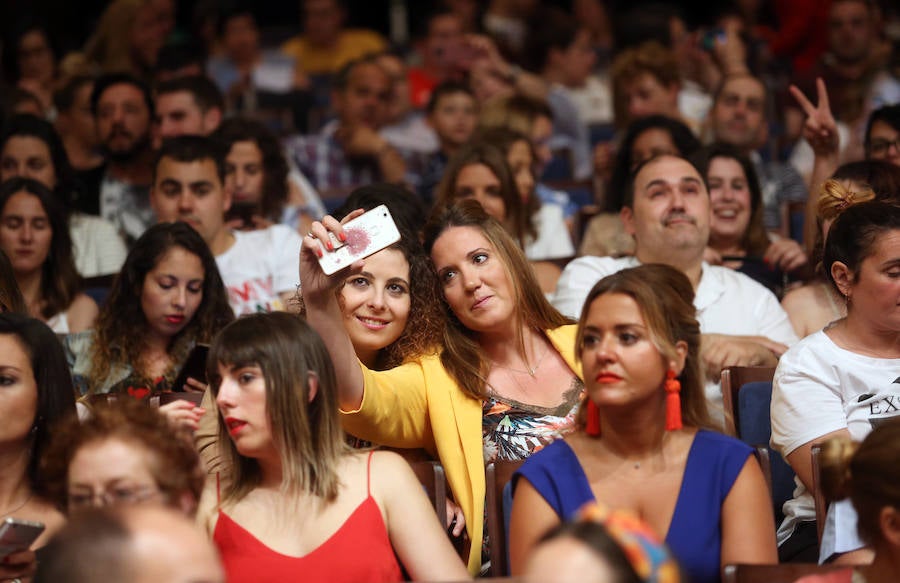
510, 264, 776, 583
796, 421, 900, 583
196, 313, 469, 582
301, 200, 582, 573
780, 159, 900, 338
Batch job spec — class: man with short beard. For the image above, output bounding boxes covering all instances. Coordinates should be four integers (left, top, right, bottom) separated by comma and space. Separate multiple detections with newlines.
91, 73, 157, 244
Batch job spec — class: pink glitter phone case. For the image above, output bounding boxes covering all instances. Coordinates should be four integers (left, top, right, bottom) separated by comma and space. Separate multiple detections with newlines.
317, 205, 402, 275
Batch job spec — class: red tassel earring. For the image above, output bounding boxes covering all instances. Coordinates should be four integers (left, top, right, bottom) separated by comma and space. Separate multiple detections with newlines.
585, 399, 601, 436
664, 370, 682, 431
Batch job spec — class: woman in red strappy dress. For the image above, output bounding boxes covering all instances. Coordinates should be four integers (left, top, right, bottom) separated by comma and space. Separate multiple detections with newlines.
196, 312, 470, 583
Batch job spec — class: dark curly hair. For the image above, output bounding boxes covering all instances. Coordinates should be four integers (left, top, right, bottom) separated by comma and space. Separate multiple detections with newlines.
212, 117, 289, 222
87, 222, 234, 395
40, 398, 204, 513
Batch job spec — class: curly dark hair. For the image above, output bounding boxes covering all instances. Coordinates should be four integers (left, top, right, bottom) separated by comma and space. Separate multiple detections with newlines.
212, 117, 290, 222
40, 398, 204, 512
0, 178, 83, 320
87, 222, 234, 395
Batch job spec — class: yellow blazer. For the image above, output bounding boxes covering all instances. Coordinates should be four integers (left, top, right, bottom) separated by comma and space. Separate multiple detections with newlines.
340, 324, 581, 574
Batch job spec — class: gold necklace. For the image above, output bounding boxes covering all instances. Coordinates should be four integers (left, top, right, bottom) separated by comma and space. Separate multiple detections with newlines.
491, 341, 550, 378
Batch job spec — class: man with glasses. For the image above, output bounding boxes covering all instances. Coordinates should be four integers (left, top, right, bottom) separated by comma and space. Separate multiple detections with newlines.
865, 104, 900, 167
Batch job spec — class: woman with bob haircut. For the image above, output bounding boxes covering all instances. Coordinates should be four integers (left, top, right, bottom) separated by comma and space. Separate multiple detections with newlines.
41, 398, 205, 516
0, 313, 77, 581
196, 312, 470, 582
510, 264, 776, 583
65, 222, 233, 420
301, 200, 582, 573
0, 177, 98, 333
772, 200, 900, 563
796, 420, 900, 583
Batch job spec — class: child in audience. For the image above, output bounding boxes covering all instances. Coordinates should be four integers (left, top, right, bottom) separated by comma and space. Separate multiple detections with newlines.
524, 503, 682, 583
419, 81, 479, 204
197, 312, 470, 582
510, 264, 776, 583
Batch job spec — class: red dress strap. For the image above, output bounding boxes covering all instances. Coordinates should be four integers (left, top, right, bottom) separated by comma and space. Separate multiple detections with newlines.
366, 451, 374, 497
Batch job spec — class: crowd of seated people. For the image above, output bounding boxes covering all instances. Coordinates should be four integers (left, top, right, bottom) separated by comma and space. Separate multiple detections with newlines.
1, 0, 900, 581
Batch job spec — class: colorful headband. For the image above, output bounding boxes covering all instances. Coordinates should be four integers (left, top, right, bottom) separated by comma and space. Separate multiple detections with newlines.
577, 502, 682, 583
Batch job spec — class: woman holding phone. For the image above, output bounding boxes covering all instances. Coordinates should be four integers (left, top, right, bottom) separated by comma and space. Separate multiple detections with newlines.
65, 222, 233, 429
0, 313, 77, 581
301, 200, 581, 573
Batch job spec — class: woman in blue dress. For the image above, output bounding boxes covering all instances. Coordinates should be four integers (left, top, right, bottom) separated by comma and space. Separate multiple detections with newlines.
509, 264, 777, 583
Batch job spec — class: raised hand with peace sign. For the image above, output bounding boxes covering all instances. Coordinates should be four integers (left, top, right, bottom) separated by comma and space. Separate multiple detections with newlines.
789, 77, 840, 158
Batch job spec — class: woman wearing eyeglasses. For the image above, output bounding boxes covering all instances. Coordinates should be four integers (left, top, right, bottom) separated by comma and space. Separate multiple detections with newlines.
41, 398, 205, 516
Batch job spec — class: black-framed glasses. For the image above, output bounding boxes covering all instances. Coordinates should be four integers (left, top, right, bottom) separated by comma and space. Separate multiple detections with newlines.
68, 485, 160, 510
868, 137, 900, 156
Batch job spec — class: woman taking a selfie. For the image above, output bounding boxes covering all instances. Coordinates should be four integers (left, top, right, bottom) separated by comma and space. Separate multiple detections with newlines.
301, 200, 582, 572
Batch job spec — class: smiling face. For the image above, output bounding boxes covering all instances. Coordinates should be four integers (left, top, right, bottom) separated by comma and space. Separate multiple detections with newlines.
622, 155, 710, 263
454, 163, 507, 222
140, 246, 204, 344
580, 292, 682, 412
431, 226, 515, 335
707, 156, 752, 248
0, 334, 38, 448
339, 248, 411, 366
0, 136, 57, 188
67, 437, 162, 511
0, 190, 52, 275
214, 362, 273, 459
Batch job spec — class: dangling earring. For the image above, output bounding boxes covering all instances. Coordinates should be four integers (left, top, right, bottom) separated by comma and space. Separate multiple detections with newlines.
585, 399, 601, 437
664, 370, 682, 431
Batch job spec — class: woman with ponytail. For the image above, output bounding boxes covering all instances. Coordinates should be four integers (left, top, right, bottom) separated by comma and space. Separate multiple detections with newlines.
509, 264, 776, 583
798, 421, 900, 583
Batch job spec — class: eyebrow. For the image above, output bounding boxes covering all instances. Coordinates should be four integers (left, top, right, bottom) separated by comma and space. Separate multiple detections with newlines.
0, 365, 22, 373
644, 176, 703, 189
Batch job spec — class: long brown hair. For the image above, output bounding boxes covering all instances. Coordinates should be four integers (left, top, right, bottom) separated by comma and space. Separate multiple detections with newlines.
574, 264, 714, 430
88, 222, 234, 395
433, 142, 532, 249
208, 313, 349, 503
423, 200, 571, 400
0, 178, 83, 320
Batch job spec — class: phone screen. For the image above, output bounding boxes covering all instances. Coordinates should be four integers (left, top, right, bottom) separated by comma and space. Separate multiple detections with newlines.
170, 344, 210, 392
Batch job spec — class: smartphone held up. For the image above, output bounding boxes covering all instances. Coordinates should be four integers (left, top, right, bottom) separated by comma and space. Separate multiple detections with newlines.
316, 205, 401, 275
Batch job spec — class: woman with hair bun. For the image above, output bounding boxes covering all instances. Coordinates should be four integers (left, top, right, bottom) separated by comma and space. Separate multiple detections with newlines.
772, 200, 900, 563
797, 420, 900, 582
